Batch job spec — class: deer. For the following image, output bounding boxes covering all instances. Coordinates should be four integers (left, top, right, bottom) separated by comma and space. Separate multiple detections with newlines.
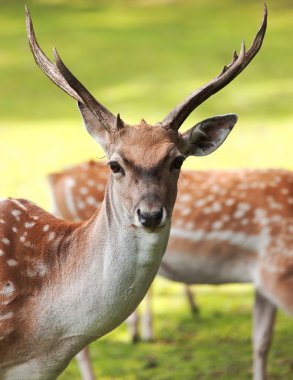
48, 160, 293, 380
0, 5, 266, 380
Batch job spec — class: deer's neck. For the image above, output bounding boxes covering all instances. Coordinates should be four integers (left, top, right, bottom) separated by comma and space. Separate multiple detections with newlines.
35, 179, 170, 346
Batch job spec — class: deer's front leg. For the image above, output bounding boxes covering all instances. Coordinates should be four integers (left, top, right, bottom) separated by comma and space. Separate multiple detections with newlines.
141, 289, 154, 342
76, 347, 96, 380
184, 285, 200, 315
253, 290, 277, 380
127, 309, 140, 343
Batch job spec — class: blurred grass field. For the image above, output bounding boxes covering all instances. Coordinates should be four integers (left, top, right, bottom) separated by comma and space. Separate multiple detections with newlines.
0, 0, 292, 379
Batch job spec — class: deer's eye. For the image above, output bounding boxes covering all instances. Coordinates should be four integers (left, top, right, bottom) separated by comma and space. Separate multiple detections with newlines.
171, 156, 184, 171
109, 161, 124, 174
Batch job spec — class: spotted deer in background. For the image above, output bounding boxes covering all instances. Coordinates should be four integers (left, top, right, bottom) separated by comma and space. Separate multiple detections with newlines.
0, 5, 267, 380
49, 159, 293, 380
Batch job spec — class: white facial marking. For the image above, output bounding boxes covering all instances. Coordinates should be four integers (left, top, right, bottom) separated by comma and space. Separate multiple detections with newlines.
7, 259, 18, 267
43, 225, 49, 232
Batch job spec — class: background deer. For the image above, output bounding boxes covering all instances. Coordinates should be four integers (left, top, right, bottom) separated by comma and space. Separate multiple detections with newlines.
0, 5, 267, 379
49, 158, 293, 380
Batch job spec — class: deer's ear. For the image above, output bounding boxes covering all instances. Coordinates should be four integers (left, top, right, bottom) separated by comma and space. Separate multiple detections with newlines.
78, 102, 109, 151
180, 114, 238, 157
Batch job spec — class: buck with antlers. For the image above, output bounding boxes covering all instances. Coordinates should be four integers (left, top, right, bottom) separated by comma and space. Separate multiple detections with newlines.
49, 161, 293, 380
0, 5, 266, 380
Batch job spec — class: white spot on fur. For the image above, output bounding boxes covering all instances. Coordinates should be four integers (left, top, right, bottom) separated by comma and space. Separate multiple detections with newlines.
186, 221, 194, 230
96, 184, 105, 191
27, 269, 36, 278
20, 236, 26, 243
211, 202, 221, 212
181, 208, 191, 216
11, 199, 27, 210
280, 188, 289, 195
212, 220, 223, 230
12, 227, 18, 233
48, 232, 56, 241
0, 282, 15, 297
225, 199, 235, 207
43, 225, 49, 232
80, 187, 89, 195
194, 199, 206, 208
25, 222, 36, 229
0, 311, 14, 321
77, 200, 85, 210
7, 259, 18, 267
0, 249, 4, 256
1, 238, 10, 245
87, 179, 95, 187
0, 219, 5, 224
86, 196, 96, 205
174, 219, 183, 227
222, 215, 230, 222
180, 194, 192, 203
36, 263, 48, 277
11, 209, 21, 220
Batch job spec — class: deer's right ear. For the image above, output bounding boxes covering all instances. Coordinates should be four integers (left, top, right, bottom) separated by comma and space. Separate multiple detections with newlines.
78, 102, 109, 151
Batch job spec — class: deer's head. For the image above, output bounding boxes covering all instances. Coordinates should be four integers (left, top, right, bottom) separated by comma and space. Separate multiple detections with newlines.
25, 6, 267, 230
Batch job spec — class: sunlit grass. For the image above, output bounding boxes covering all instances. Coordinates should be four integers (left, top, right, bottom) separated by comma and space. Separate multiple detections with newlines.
1, 1, 293, 379
58, 280, 293, 380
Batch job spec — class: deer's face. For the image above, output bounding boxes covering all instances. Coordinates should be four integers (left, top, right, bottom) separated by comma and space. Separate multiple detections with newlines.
106, 122, 183, 229
25, 4, 266, 227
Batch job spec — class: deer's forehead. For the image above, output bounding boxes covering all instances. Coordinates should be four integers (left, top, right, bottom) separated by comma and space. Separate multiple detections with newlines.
109, 124, 180, 167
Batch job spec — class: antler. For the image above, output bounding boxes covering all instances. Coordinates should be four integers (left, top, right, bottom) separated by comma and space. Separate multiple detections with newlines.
162, 4, 267, 131
25, 5, 117, 132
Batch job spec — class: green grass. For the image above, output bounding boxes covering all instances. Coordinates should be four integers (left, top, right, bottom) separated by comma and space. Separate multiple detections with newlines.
58, 280, 293, 380
0, 1, 292, 379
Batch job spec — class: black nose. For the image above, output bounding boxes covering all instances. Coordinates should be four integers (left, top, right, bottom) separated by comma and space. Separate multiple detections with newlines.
137, 208, 163, 228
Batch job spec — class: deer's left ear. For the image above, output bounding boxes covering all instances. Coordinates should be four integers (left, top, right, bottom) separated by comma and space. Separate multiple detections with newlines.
180, 114, 238, 157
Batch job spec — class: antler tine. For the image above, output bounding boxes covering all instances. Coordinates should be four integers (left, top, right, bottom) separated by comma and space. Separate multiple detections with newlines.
53, 49, 116, 132
25, 5, 82, 103
162, 4, 267, 131
25, 5, 117, 132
